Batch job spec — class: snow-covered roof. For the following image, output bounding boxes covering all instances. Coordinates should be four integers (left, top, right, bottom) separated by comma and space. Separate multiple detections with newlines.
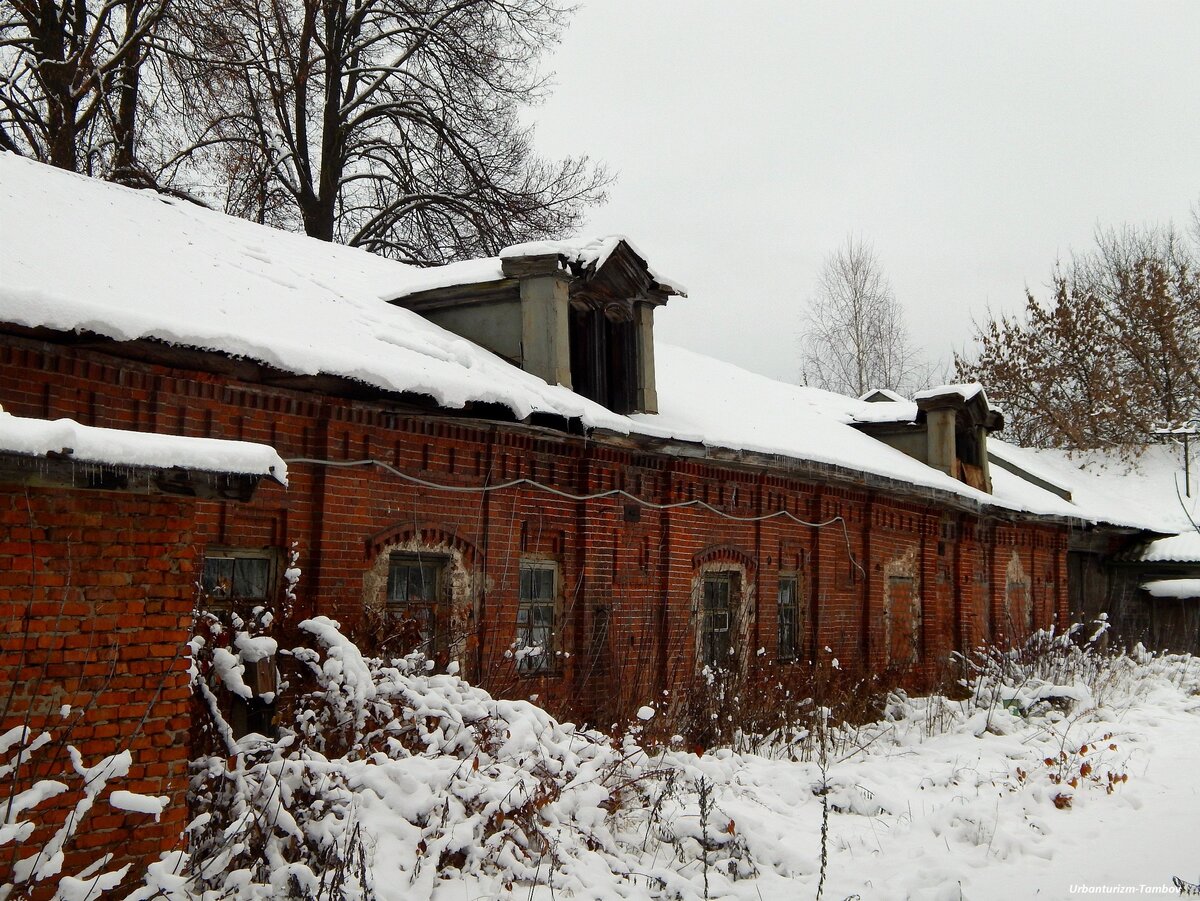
0, 154, 1131, 522
989, 441, 1198, 535
0, 410, 287, 483
1141, 579, 1200, 599
1139, 531, 1200, 563
850, 400, 920, 425
0, 152, 631, 430
634, 347, 1081, 519
859, 388, 909, 404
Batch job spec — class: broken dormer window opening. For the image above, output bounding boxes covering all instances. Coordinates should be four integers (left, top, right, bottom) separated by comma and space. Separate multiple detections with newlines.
569, 303, 639, 414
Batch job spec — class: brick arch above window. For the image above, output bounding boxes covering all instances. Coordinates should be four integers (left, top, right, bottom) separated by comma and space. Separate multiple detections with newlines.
692, 544, 757, 572
366, 522, 479, 565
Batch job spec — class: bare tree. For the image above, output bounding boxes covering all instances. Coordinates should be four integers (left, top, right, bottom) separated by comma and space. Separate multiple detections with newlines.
956, 222, 1200, 449
1, 0, 606, 262
161, 0, 607, 262
0, 0, 169, 178
798, 235, 921, 397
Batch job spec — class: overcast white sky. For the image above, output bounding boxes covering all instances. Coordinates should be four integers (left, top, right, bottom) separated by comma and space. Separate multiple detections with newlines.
528, 1, 1200, 386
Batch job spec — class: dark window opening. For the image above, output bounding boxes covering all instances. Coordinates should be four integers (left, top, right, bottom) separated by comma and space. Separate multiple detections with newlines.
569, 305, 639, 414
956, 425, 981, 467
702, 572, 736, 669
518, 562, 557, 673
387, 554, 448, 657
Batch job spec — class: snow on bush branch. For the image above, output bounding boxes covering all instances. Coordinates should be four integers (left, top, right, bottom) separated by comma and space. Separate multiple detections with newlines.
1, 723, 164, 901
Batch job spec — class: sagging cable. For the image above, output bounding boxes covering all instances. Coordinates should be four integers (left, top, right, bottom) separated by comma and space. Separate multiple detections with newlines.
285, 456, 866, 576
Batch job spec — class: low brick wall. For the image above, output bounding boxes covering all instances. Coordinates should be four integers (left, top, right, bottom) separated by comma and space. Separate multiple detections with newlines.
0, 485, 195, 895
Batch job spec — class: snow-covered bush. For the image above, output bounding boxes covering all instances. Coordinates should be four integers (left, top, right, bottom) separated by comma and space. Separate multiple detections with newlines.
139, 610, 1200, 901
1, 724, 151, 901
175, 616, 800, 901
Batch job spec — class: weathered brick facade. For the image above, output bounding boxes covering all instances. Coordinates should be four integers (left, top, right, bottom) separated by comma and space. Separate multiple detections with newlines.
0, 485, 194, 893
0, 331, 1071, 729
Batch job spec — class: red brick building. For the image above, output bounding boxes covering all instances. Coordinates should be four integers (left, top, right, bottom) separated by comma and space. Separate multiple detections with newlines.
0, 155, 1079, 729
0, 410, 283, 894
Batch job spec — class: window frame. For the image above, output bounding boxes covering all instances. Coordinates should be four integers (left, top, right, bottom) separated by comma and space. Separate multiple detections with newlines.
386, 552, 451, 658
516, 560, 558, 674
777, 574, 799, 661
200, 547, 277, 608
700, 570, 738, 670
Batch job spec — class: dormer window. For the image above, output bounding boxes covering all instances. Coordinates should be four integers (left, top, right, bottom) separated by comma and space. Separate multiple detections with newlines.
388, 238, 681, 416
569, 302, 639, 414
850, 383, 1003, 493
913, 384, 1003, 493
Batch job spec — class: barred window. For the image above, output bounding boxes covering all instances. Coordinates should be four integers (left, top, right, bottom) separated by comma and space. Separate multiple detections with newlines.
517, 562, 556, 673
701, 572, 735, 669
778, 576, 798, 660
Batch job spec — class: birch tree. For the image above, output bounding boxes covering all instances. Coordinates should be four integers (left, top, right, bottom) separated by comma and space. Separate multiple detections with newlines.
799, 235, 920, 397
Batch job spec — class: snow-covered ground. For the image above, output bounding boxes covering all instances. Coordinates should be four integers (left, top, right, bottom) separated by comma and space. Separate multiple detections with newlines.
131, 621, 1200, 901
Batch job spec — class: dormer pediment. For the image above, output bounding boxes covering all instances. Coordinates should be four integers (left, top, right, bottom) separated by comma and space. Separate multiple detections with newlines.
914, 383, 1004, 432
500, 237, 680, 307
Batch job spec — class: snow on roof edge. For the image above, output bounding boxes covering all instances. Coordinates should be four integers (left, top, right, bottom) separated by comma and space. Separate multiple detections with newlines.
1139, 531, 1200, 563
0, 411, 288, 485
1141, 579, 1200, 599
913, 383, 987, 404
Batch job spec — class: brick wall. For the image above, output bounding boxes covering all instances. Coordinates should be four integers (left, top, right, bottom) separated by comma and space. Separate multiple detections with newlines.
0, 484, 194, 894
0, 333, 1071, 728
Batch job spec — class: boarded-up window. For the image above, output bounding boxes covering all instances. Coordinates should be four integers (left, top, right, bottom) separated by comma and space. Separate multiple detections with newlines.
1006, 576, 1031, 633
1005, 552, 1032, 636
702, 572, 736, 668
885, 574, 920, 666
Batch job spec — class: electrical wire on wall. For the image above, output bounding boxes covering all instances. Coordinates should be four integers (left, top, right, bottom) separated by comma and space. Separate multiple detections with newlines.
284, 456, 867, 576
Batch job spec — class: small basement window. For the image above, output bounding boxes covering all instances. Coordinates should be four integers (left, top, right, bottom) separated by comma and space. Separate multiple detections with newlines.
701, 572, 736, 669
387, 554, 448, 657
201, 549, 275, 607
517, 562, 557, 673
